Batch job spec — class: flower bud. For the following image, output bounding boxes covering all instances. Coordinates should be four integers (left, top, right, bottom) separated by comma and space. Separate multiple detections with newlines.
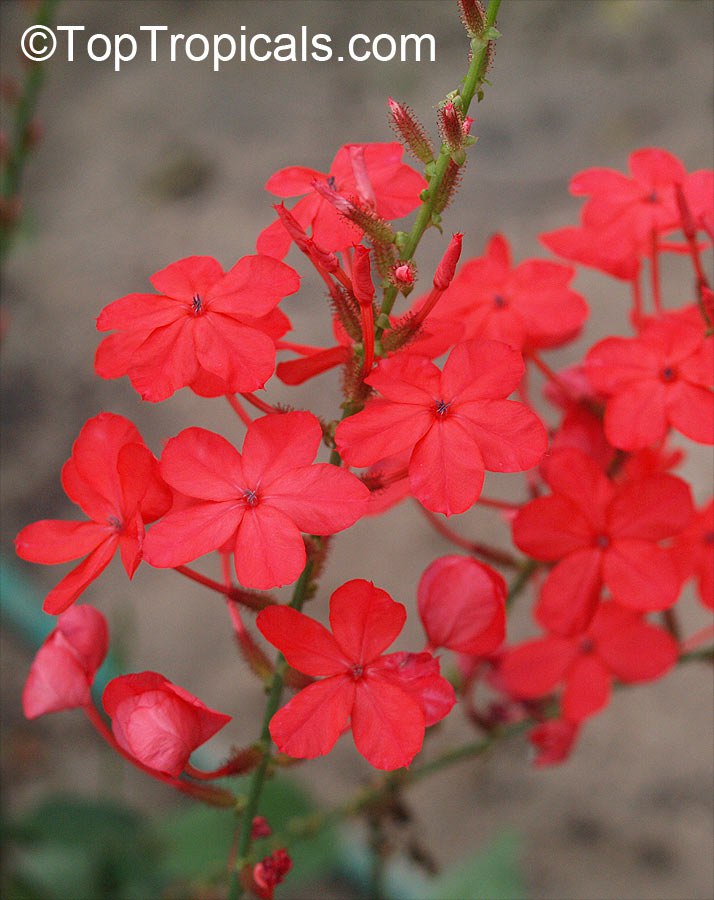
458, 0, 487, 38
437, 101, 467, 153
433, 233, 463, 290
387, 97, 435, 165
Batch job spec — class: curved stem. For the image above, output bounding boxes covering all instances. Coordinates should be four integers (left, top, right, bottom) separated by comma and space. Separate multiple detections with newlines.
418, 502, 519, 568
226, 394, 253, 426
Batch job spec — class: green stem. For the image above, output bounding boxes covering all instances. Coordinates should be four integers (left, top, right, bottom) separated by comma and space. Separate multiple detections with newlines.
229, 559, 315, 899
1, 0, 58, 262
377, 0, 501, 329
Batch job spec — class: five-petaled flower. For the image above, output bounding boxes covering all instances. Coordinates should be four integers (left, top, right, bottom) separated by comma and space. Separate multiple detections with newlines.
512, 448, 693, 635
256, 579, 455, 770
257, 142, 426, 259
335, 340, 547, 516
15, 413, 171, 614
143, 411, 370, 589
95, 254, 300, 401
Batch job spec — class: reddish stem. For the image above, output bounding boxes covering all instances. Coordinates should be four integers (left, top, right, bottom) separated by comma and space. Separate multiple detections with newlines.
528, 351, 575, 399
418, 503, 518, 568
173, 565, 274, 611
241, 392, 280, 415
477, 496, 520, 512
84, 705, 235, 806
226, 394, 253, 426
650, 230, 663, 315
630, 272, 644, 329
680, 624, 714, 654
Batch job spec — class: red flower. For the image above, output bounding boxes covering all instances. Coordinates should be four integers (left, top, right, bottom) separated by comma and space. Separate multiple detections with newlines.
585, 315, 714, 449
23, 606, 108, 719
257, 142, 426, 259
569, 148, 686, 249
95, 255, 300, 401
434, 234, 588, 350
15, 414, 171, 614
335, 340, 547, 516
540, 220, 640, 281
513, 449, 693, 634
671, 499, 714, 610
528, 719, 580, 767
103, 671, 231, 777
244, 849, 292, 900
417, 555, 506, 655
256, 580, 455, 770
143, 411, 369, 589
500, 601, 679, 722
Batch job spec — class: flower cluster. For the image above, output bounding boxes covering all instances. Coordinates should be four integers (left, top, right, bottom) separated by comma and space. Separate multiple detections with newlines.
14, 6, 712, 895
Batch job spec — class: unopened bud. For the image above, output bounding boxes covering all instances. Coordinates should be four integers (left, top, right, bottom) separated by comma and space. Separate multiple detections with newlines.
458, 0, 487, 39
433, 233, 463, 290
387, 97, 435, 165
438, 101, 467, 153
352, 245, 375, 308
390, 260, 417, 294
251, 816, 272, 840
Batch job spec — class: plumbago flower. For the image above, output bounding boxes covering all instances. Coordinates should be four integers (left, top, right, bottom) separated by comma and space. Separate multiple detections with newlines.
257, 579, 455, 770
500, 601, 679, 723
585, 314, 714, 450
512, 448, 694, 635
432, 233, 589, 351
15, 414, 171, 614
257, 142, 426, 259
95, 254, 300, 402
335, 340, 547, 516
143, 411, 369, 589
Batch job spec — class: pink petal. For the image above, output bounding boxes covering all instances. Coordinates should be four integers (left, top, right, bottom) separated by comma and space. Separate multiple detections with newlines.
96, 292, 182, 332
193, 315, 276, 392
667, 381, 714, 444
234, 505, 306, 589
370, 652, 455, 727
208, 255, 300, 318
264, 165, 325, 197
365, 353, 442, 404
43, 536, 118, 614
124, 319, 200, 402
441, 340, 525, 401
500, 637, 577, 698
512, 496, 593, 561
335, 400, 433, 467
15, 520, 109, 564
242, 411, 321, 485
266, 464, 369, 535
603, 540, 682, 610
456, 399, 547, 472
269, 676, 355, 759
409, 417, 485, 516
562, 656, 611, 722
352, 675, 425, 770
603, 381, 669, 450
596, 615, 678, 682
256, 606, 348, 676
149, 256, 224, 300
535, 548, 604, 636
329, 579, 406, 664
159, 428, 244, 501
540, 448, 614, 526
142, 501, 241, 568
23, 636, 92, 718
608, 474, 693, 540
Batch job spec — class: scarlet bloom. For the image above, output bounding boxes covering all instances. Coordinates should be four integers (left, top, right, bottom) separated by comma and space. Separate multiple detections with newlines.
103, 672, 231, 777
335, 340, 547, 516
256, 580, 455, 770
95, 255, 300, 401
671, 499, 714, 610
248, 849, 293, 900
257, 142, 426, 259
23, 606, 108, 719
585, 316, 714, 449
528, 719, 580, 767
143, 412, 369, 589
15, 414, 171, 614
435, 234, 588, 350
418, 555, 506, 656
513, 449, 693, 634
500, 601, 679, 722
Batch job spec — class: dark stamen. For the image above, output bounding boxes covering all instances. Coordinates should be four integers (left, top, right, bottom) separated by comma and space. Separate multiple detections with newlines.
493, 294, 506, 308
192, 293, 203, 315
243, 488, 259, 508
435, 399, 450, 416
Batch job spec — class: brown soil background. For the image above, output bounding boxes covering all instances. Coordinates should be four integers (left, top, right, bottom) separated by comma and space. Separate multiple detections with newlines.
1, 2, 713, 899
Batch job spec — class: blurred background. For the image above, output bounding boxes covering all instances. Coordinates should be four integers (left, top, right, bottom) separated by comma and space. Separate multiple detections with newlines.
1, 1, 712, 898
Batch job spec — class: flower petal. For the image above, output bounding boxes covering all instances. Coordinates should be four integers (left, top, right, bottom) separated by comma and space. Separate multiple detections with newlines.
234, 505, 306, 589
352, 675, 425, 770
409, 417, 484, 516
266, 464, 369, 534
256, 606, 348, 676
43, 536, 118, 614
329, 579, 406, 664
269, 676, 355, 759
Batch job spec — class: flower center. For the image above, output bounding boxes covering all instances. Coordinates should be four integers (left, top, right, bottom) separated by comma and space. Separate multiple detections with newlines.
350, 664, 364, 680
242, 488, 259, 508
704, 530, 714, 546
192, 293, 203, 315
645, 190, 659, 203
435, 399, 451, 417
660, 366, 677, 383
579, 637, 594, 654
594, 534, 610, 549
493, 293, 507, 309
107, 515, 123, 532
327, 175, 337, 190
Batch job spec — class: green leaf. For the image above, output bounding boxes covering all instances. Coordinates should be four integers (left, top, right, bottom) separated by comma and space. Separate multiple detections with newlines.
421, 831, 525, 900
